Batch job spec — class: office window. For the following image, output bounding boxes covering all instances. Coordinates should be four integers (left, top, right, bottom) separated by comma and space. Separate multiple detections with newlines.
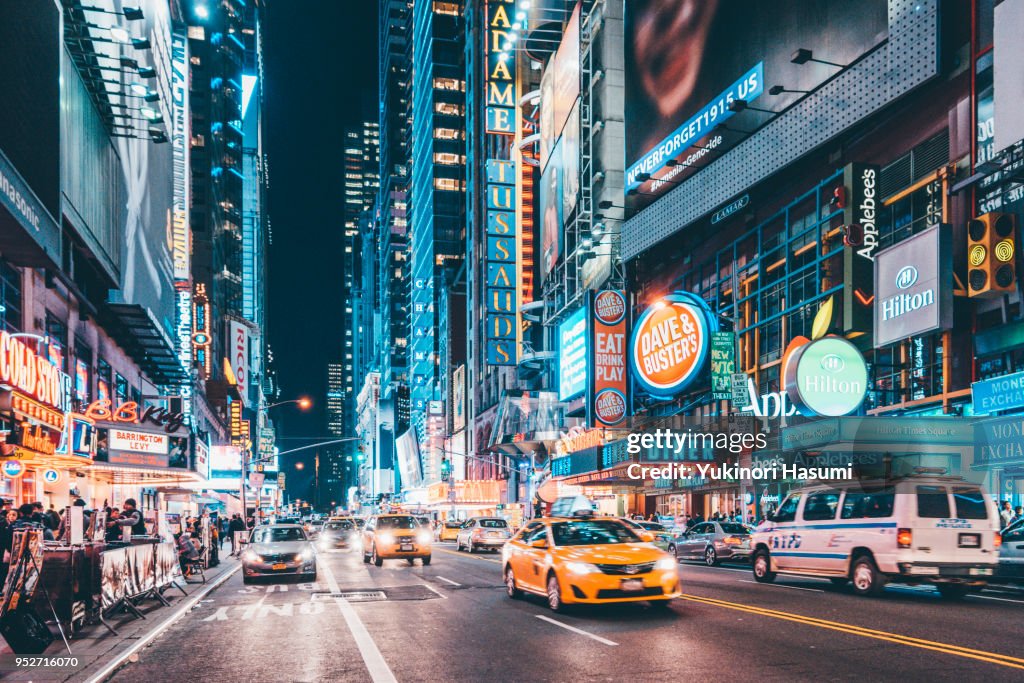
115, 373, 129, 404
435, 102, 464, 116
0, 261, 22, 333
434, 128, 464, 141
433, 1, 459, 15
97, 359, 112, 402
434, 178, 464, 191
432, 77, 464, 92
434, 152, 465, 165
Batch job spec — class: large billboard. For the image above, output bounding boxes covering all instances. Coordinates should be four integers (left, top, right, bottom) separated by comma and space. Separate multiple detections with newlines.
624, 0, 887, 204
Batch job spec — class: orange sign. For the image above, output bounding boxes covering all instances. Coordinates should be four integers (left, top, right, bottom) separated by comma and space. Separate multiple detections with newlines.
590, 290, 628, 426
630, 294, 711, 397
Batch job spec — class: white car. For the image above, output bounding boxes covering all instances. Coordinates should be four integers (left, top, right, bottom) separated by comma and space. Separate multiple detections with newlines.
456, 517, 511, 553
750, 475, 1000, 598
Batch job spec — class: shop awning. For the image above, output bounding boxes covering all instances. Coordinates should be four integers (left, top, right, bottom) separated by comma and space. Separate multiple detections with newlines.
86, 462, 204, 486
96, 303, 187, 386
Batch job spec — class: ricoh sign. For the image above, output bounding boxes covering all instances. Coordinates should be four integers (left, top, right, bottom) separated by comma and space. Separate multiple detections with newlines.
873, 224, 952, 347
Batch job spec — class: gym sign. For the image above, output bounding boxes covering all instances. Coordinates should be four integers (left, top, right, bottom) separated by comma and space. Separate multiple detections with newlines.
784, 337, 869, 417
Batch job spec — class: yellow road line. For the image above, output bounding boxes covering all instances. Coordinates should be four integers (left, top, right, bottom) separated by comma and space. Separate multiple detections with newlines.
435, 548, 502, 564
679, 593, 1024, 670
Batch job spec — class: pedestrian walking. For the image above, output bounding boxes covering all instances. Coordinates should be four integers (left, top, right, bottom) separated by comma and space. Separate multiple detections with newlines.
1000, 501, 1014, 529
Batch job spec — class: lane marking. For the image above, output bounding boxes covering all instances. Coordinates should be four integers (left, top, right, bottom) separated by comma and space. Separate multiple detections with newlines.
968, 594, 1024, 605
422, 583, 449, 600
436, 576, 461, 586
534, 615, 618, 646
86, 563, 240, 683
435, 548, 502, 564
321, 560, 398, 683
738, 579, 823, 593
679, 593, 1024, 670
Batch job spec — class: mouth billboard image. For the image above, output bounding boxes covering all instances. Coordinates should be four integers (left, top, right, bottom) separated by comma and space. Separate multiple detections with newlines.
624, 0, 887, 207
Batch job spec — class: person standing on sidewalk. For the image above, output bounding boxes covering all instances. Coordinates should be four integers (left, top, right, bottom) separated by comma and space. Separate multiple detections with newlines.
229, 514, 244, 555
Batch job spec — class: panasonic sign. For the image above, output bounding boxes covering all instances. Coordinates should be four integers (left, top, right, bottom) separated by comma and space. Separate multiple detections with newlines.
874, 224, 952, 347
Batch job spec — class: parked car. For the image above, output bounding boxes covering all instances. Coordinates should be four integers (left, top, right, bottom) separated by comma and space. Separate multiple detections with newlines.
996, 518, 1024, 582
242, 524, 317, 583
750, 475, 1000, 598
456, 517, 511, 553
670, 521, 752, 566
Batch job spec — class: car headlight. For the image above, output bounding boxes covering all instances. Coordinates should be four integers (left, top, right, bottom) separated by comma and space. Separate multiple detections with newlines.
377, 532, 394, 544
565, 561, 598, 575
655, 557, 677, 571
417, 531, 432, 545
301, 547, 315, 561
242, 550, 258, 562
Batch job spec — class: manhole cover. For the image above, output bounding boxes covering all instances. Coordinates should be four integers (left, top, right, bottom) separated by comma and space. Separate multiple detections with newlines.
312, 591, 387, 602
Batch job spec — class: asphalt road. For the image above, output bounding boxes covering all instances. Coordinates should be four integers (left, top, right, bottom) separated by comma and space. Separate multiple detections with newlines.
108, 543, 1024, 682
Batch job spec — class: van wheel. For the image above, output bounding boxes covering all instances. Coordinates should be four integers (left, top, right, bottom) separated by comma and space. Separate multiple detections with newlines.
851, 556, 887, 596
752, 550, 775, 583
936, 584, 970, 600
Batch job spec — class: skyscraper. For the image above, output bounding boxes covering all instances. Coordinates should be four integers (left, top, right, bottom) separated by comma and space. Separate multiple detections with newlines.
408, 0, 466, 483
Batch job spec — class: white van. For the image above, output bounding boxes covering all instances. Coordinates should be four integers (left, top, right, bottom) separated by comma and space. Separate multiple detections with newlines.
750, 475, 1001, 598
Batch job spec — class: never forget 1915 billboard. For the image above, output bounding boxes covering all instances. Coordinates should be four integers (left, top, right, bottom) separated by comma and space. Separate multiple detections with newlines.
623, 0, 888, 207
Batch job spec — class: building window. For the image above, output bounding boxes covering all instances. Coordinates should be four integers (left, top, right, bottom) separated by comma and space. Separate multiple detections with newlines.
0, 261, 22, 333
45, 313, 68, 373
74, 341, 93, 405
433, 152, 465, 165
115, 373, 129, 404
434, 178, 464, 191
432, 1, 459, 16
97, 359, 112, 402
434, 128, 464, 140
432, 77, 464, 92
435, 102, 464, 116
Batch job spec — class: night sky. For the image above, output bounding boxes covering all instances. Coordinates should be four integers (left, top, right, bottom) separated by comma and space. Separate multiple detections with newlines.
264, 1, 376, 502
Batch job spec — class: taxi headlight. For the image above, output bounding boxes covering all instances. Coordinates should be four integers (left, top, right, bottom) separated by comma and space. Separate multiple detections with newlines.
377, 532, 394, 544
565, 561, 598, 575
301, 547, 315, 561
417, 531, 432, 545
242, 549, 258, 562
655, 557, 677, 571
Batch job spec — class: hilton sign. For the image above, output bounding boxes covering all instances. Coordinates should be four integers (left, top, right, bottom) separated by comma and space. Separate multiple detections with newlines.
874, 224, 952, 347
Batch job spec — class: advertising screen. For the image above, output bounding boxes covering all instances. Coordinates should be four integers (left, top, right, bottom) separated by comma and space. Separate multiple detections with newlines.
539, 141, 564, 279
624, 0, 887, 204
559, 307, 587, 401
395, 429, 423, 489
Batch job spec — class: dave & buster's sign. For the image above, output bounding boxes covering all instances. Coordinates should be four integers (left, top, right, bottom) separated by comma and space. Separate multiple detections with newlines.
589, 290, 629, 426
630, 292, 718, 398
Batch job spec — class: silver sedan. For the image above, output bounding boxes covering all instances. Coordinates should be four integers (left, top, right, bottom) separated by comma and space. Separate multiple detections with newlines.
242, 524, 317, 583
669, 521, 753, 566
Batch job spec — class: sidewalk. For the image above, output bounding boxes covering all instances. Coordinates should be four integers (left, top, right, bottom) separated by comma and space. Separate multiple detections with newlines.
0, 551, 240, 682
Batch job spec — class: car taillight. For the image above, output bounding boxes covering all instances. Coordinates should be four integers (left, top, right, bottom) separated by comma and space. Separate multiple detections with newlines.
994, 532, 1002, 549
897, 528, 913, 548
724, 536, 742, 545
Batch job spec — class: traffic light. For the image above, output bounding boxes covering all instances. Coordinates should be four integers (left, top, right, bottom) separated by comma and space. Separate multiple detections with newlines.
440, 457, 451, 481
968, 212, 1017, 298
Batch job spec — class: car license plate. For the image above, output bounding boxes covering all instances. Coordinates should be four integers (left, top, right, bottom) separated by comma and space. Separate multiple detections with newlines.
621, 579, 644, 592
400, 543, 413, 551
272, 563, 287, 570
959, 533, 980, 548
970, 567, 993, 576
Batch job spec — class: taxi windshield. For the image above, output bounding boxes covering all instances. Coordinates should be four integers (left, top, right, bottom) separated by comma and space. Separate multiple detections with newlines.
550, 520, 640, 546
377, 516, 419, 530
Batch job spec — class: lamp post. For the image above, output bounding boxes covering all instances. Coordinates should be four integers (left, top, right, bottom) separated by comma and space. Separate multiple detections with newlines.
242, 398, 311, 522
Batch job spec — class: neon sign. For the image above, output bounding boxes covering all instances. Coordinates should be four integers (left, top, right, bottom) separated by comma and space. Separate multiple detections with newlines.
83, 399, 186, 433
0, 331, 71, 413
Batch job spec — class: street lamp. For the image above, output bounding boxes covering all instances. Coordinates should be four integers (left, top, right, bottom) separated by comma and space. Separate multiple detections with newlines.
266, 397, 312, 411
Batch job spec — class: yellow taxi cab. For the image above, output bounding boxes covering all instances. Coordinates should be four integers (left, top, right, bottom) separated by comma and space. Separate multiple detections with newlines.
437, 519, 464, 542
502, 515, 681, 611
362, 513, 433, 566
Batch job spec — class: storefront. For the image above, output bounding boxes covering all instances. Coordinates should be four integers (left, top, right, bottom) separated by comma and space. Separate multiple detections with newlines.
975, 415, 1024, 507
0, 330, 92, 507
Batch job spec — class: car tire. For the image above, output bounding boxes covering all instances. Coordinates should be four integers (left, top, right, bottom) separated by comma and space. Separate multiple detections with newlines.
546, 573, 564, 612
422, 555, 431, 566
362, 550, 370, 564
373, 545, 383, 567
936, 584, 970, 600
704, 547, 719, 567
407, 558, 415, 565
752, 550, 776, 583
851, 555, 887, 596
505, 566, 521, 599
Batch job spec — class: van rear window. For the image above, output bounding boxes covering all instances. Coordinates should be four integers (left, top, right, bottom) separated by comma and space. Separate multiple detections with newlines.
952, 487, 988, 520
916, 486, 950, 518
841, 489, 895, 519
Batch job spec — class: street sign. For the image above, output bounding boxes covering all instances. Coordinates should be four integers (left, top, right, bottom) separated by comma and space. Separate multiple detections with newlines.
731, 373, 751, 408
277, 472, 286, 488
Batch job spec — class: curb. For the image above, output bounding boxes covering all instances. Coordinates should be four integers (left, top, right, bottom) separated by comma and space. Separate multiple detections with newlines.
84, 563, 241, 683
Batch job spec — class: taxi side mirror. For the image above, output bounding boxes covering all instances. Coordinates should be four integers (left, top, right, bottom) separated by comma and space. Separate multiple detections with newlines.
640, 531, 655, 543
530, 538, 548, 549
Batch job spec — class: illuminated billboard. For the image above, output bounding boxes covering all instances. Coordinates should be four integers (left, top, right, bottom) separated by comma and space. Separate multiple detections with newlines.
623, 0, 887, 204
558, 307, 587, 401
